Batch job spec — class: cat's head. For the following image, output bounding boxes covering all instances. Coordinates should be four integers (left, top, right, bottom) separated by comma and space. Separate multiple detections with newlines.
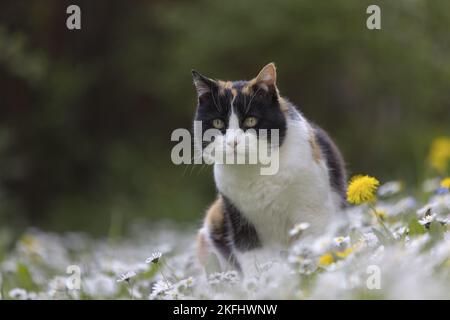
192, 63, 288, 164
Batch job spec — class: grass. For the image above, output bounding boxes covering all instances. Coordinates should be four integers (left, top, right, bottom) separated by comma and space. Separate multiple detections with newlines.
0, 179, 449, 300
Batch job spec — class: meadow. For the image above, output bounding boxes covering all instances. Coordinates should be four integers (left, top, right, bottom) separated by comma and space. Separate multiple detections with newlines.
1, 163, 449, 299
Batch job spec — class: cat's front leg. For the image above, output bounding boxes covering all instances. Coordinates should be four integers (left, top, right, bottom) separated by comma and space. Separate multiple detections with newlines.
197, 196, 242, 273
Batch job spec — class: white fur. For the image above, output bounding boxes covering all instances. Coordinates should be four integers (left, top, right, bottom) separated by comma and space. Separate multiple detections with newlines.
225, 108, 241, 147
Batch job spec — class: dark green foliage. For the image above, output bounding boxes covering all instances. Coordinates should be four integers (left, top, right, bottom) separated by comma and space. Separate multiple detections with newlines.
0, 0, 449, 233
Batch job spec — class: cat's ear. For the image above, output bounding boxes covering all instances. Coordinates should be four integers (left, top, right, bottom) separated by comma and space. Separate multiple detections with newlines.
254, 63, 277, 91
191, 70, 217, 97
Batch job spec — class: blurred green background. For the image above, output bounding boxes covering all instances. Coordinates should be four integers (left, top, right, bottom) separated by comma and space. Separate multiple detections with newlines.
0, 0, 449, 235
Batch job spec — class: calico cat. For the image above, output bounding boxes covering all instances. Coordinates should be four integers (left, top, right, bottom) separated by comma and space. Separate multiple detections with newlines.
192, 63, 347, 273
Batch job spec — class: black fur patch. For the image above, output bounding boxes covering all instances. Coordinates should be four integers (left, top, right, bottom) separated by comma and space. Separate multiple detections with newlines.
208, 211, 242, 272
222, 195, 262, 252
312, 124, 347, 206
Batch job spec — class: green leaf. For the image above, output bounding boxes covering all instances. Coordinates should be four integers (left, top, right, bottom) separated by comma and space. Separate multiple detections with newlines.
140, 263, 159, 280
429, 221, 445, 240
408, 219, 426, 236
16, 263, 37, 291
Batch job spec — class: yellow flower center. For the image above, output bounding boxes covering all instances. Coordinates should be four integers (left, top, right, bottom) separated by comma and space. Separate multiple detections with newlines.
336, 246, 355, 258
318, 253, 334, 266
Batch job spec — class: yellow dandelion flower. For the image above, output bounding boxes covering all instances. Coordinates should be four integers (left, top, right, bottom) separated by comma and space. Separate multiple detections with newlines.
441, 177, 450, 189
318, 253, 334, 266
346, 175, 380, 205
428, 137, 450, 174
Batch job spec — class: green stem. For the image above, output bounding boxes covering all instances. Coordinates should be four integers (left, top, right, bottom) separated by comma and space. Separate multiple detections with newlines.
128, 281, 135, 300
162, 259, 180, 281
159, 265, 171, 288
368, 204, 396, 241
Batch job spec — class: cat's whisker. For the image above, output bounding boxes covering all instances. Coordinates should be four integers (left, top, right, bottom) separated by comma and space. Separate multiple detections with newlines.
182, 151, 204, 176
189, 162, 199, 176
182, 163, 191, 177
188, 147, 209, 175
197, 163, 209, 175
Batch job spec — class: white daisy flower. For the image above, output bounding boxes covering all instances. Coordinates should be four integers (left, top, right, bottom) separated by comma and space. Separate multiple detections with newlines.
288, 248, 317, 275
9, 288, 28, 300
150, 280, 172, 299
153, 279, 172, 292
333, 236, 350, 247
418, 213, 436, 226
116, 270, 137, 283
223, 270, 240, 284
164, 288, 185, 300
146, 251, 163, 264
208, 272, 223, 285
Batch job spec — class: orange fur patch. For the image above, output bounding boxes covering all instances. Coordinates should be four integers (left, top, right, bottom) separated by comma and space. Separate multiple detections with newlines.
204, 196, 224, 230
218, 80, 233, 95
309, 131, 322, 163
242, 78, 256, 95
197, 196, 224, 266
196, 231, 209, 266
278, 96, 289, 112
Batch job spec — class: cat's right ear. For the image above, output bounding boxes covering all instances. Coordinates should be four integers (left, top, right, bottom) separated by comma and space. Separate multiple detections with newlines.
192, 70, 217, 98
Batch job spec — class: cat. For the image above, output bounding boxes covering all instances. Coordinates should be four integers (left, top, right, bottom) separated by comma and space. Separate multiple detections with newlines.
192, 63, 347, 273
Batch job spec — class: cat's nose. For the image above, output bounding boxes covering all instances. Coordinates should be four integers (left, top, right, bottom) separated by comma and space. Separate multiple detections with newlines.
227, 137, 239, 148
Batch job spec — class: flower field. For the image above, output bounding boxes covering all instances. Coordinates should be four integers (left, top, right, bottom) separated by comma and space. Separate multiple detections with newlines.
1, 175, 449, 300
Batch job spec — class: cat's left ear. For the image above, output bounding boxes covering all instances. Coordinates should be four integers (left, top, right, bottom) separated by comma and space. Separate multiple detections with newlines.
254, 63, 277, 91
191, 70, 217, 97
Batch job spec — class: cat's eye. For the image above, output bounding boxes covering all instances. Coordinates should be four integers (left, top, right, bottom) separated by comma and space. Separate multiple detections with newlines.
212, 119, 225, 129
243, 117, 258, 128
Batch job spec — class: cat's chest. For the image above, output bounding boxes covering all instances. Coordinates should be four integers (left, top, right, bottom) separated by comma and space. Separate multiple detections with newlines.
214, 164, 333, 244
